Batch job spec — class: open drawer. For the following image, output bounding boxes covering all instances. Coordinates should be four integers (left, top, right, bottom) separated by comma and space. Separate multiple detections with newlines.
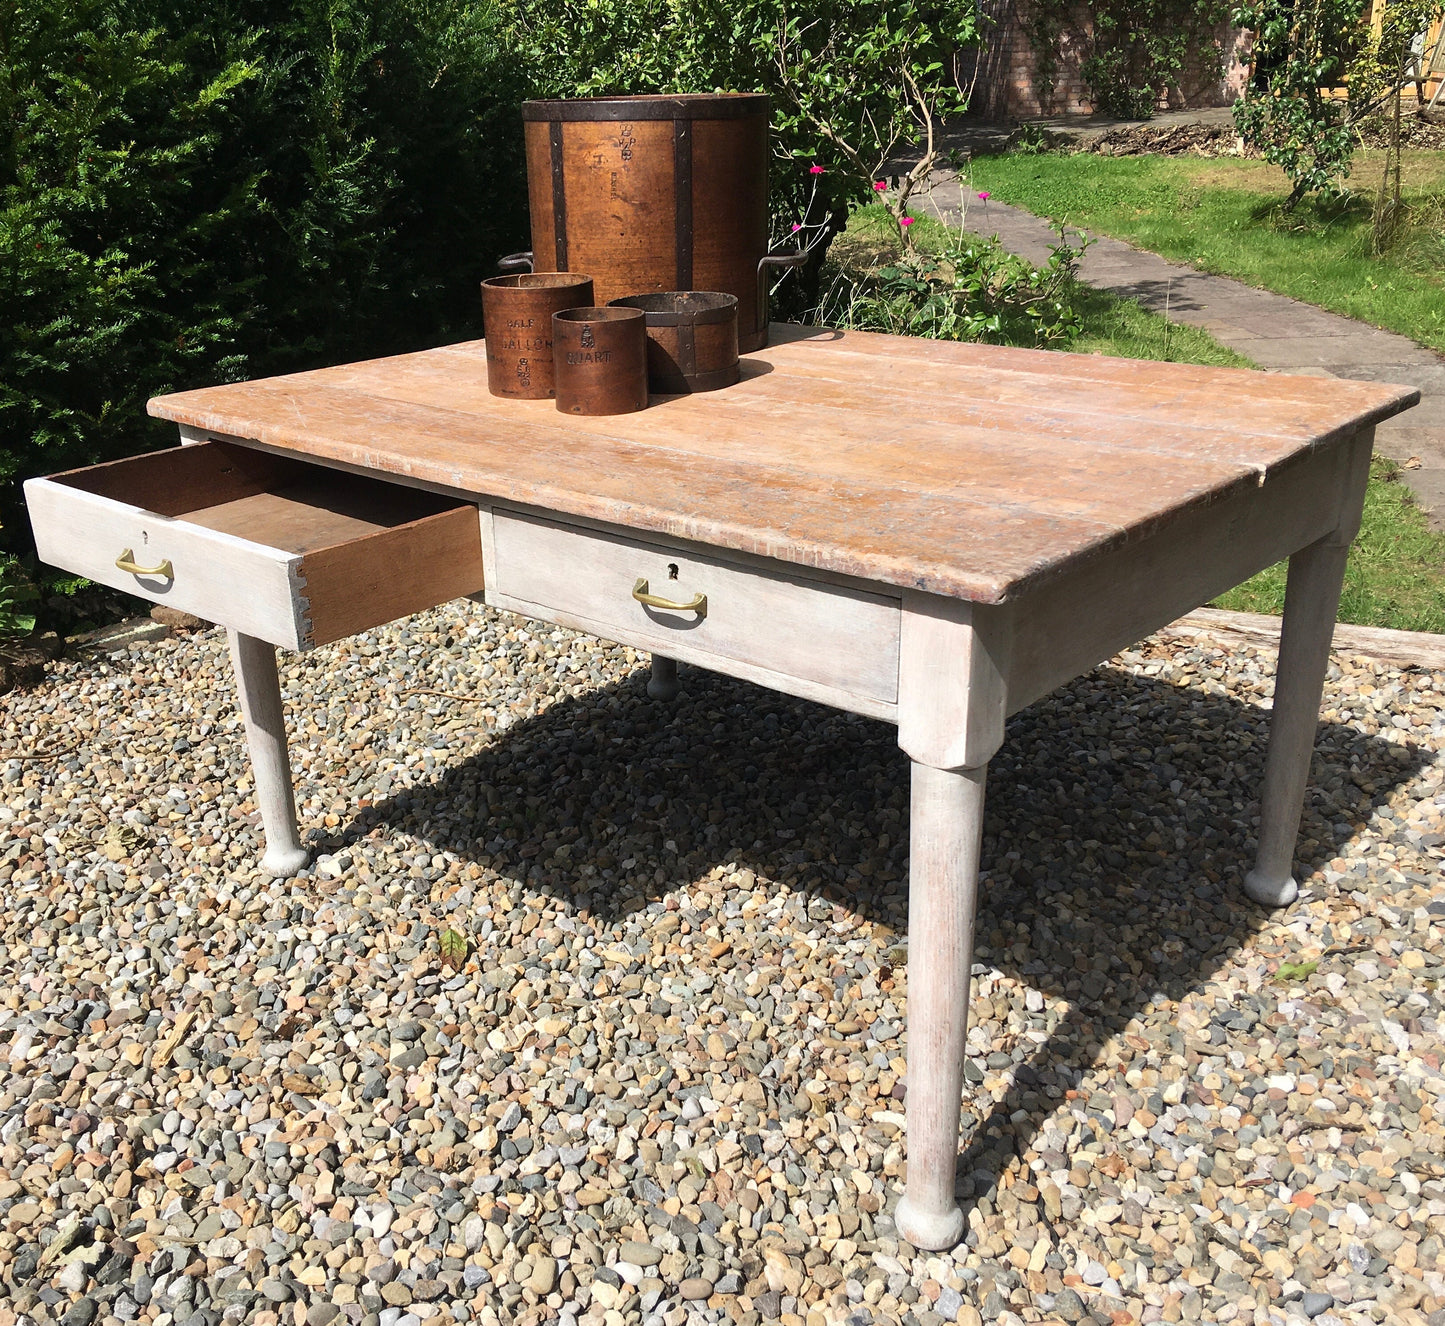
25, 441, 484, 649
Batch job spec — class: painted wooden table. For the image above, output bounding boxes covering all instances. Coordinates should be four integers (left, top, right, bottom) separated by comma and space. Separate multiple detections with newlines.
28, 325, 1418, 1250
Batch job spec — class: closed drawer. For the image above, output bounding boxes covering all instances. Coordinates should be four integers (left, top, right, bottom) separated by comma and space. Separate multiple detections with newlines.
26, 442, 484, 650
488, 510, 901, 709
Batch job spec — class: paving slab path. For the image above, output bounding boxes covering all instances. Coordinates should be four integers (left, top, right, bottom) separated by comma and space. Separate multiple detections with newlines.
919, 171, 1445, 525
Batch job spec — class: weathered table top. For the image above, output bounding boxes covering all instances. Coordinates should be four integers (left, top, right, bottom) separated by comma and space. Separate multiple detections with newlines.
148, 324, 1419, 604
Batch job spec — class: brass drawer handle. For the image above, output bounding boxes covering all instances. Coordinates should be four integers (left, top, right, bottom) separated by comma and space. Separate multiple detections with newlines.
632, 577, 707, 618
116, 549, 174, 580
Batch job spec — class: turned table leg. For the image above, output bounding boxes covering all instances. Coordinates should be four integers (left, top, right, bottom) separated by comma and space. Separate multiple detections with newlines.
647, 655, 679, 701
895, 761, 987, 1250
893, 591, 1011, 1251
227, 629, 309, 877
1243, 535, 1352, 907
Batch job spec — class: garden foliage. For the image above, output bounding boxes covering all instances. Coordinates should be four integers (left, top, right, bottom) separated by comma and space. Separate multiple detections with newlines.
505, 0, 980, 274
1, 0, 527, 550
820, 225, 1093, 348
1232, 0, 1445, 206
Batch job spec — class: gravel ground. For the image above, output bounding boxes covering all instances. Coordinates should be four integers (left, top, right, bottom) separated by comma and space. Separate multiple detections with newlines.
0, 600, 1441, 1326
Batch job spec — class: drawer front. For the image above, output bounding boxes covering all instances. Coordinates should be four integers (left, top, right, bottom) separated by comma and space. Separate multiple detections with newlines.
488, 510, 901, 708
26, 443, 485, 650
26, 475, 307, 645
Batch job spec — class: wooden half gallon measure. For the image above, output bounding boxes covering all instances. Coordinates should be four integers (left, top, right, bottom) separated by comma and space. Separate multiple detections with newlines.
480, 273, 595, 399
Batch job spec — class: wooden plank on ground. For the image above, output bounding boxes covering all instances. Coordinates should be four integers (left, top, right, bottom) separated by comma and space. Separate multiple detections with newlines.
1158, 607, 1445, 671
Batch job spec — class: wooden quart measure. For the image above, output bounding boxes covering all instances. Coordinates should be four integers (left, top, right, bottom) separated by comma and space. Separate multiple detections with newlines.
551, 307, 648, 416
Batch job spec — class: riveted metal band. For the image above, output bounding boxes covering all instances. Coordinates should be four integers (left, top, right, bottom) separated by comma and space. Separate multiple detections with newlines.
673, 118, 693, 292
549, 120, 568, 271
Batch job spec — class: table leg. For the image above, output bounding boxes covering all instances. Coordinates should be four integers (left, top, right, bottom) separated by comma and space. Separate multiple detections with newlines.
647, 655, 679, 701
1243, 536, 1351, 907
227, 629, 309, 877
895, 760, 987, 1251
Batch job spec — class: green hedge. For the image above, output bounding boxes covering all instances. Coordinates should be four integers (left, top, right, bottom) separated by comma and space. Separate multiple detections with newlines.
1, 0, 529, 549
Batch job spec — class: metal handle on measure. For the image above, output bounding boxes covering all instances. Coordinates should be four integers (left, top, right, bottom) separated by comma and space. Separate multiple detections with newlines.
632, 577, 706, 618
116, 549, 174, 579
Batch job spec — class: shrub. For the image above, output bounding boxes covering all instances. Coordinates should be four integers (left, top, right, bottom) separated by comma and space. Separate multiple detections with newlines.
0, 3, 259, 535
1, 0, 528, 553
1232, 0, 1444, 207
818, 223, 1093, 347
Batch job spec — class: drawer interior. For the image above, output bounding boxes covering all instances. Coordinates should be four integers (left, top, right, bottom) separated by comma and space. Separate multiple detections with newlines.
56, 441, 463, 545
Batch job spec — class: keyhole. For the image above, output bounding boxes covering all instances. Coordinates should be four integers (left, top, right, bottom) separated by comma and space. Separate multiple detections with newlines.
667, 563, 679, 580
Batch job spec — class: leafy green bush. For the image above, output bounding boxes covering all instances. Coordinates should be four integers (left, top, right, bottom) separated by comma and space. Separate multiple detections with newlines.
1, 0, 528, 554
1, 4, 256, 532
817, 224, 1093, 347
0, 555, 37, 637
1232, 0, 1444, 207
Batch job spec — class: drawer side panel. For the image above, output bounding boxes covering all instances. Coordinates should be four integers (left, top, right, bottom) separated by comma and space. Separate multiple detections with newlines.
301, 505, 486, 647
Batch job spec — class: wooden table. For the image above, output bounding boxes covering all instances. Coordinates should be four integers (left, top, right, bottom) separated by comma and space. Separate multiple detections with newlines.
29, 325, 1417, 1249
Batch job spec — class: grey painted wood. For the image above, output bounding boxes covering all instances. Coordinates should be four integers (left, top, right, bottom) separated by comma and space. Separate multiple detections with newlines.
227, 631, 309, 878
25, 474, 306, 647
1245, 431, 1371, 904
648, 656, 680, 701
894, 762, 987, 1251
486, 508, 903, 714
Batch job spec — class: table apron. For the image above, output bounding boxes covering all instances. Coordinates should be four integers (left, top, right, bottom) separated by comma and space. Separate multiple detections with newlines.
1006, 430, 1370, 715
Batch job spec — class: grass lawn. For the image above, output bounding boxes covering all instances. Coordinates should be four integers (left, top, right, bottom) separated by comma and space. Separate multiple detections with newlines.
826, 203, 1445, 633
966, 148, 1445, 354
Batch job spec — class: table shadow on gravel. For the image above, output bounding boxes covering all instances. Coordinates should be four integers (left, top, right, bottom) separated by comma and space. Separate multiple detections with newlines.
344, 657, 1425, 1220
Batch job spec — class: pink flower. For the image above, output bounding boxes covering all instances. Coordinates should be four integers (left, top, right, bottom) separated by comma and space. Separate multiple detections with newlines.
791, 222, 802, 232
873, 180, 887, 191
900, 215, 914, 227
977, 191, 990, 200
809, 164, 825, 175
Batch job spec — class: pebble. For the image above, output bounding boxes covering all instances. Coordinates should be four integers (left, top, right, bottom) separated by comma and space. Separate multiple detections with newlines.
526, 1256, 558, 1295
620, 1240, 663, 1267
0, 605, 1439, 1326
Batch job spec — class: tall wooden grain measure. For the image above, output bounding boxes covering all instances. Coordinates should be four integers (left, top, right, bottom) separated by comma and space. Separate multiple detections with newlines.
521, 94, 773, 352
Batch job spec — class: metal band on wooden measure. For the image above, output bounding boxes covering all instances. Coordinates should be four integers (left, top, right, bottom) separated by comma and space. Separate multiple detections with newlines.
673, 118, 693, 292
523, 94, 769, 122
549, 120, 568, 271
676, 320, 697, 378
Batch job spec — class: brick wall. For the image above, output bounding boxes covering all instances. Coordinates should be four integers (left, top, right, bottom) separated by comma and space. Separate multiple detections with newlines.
961, 0, 1252, 119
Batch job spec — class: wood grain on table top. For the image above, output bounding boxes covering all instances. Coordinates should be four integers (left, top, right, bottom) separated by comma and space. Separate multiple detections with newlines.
147, 324, 1419, 604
